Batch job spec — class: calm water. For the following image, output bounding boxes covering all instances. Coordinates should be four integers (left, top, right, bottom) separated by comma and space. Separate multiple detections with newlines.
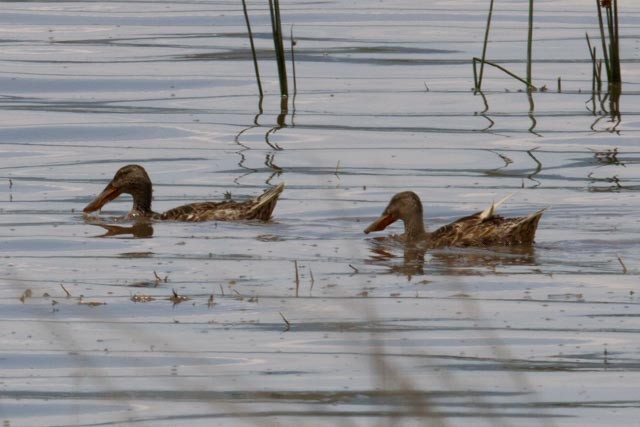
1, 1, 640, 426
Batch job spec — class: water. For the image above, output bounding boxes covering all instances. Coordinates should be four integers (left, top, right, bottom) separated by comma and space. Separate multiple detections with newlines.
1, 1, 640, 426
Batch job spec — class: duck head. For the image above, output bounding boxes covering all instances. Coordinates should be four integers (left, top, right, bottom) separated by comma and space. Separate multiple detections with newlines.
364, 191, 426, 240
83, 164, 153, 216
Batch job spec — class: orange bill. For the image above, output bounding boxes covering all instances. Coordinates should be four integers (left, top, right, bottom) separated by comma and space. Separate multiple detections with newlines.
83, 183, 121, 213
364, 213, 397, 234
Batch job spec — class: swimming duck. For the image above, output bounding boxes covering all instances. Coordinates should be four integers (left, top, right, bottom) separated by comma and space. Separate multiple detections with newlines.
83, 164, 284, 222
364, 192, 544, 248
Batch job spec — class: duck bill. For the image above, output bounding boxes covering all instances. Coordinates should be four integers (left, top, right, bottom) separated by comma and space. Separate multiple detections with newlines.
83, 183, 121, 213
364, 213, 397, 234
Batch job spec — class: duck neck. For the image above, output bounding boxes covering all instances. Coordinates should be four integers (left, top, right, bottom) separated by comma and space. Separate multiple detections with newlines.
130, 184, 153, 217
403, 214, 427, 242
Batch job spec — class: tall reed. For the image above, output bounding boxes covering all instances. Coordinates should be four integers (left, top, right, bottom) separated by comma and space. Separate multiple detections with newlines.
596, 0, 621, 87
526, 0, 534, 89
473, 0, 536, 92
476, 0, 495, 90
268, 0, 288, 98
241, 0, 263, 99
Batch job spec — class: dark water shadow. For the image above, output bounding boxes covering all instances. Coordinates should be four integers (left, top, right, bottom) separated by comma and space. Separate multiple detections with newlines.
365, 237, 539, 278
86, 219, 154, 239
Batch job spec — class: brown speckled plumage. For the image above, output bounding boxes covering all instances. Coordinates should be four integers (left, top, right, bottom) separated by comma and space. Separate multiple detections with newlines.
364, 191, 544, 248
83, 164, 284, 222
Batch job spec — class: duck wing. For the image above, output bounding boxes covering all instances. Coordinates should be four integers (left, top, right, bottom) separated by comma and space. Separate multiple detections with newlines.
428, 208, 545, 248
157, 183, 284, 222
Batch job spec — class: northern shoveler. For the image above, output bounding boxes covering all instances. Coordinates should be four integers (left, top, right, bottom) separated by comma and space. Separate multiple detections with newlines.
83, 164, 284, 222
364, 191, 544, 247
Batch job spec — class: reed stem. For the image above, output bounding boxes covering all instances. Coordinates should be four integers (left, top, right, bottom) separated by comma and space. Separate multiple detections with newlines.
473, 57, 537, 90
477, 0, 495, 91
268, 0, 288, 97
526, 0, 534, 90
241, 0, 263, 98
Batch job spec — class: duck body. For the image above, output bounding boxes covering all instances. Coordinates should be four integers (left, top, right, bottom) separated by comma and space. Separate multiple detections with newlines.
83, 164, 284, 222
364, 191, 544, 248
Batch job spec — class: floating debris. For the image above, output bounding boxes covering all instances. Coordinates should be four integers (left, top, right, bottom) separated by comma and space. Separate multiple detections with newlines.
279, 311, 291, 332
79, 300, 106, 307
131, 294, 155, 303
60, 284, 71, 298
617, 255, 628, 274
19, 289, 32, 303
168, 289, 190, 304
547, 293, 584, 301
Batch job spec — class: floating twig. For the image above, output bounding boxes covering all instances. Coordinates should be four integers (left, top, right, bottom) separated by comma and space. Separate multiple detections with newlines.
309, 268, 315, 293
19, 289, 32, 303
334, 161, 340, 180
349, 264, 359, 273
60, 284, 71, 298
79, 300, 106, 307
219, 284, 225, 296
617, 255, 628, 274
279, 311, 291, 332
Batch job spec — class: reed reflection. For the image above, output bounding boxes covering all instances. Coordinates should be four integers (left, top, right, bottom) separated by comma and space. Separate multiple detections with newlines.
366, 236, 539, 279
86, 220, 154, 239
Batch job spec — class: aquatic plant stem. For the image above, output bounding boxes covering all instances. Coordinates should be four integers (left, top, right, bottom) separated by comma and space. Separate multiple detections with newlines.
473, 58, 537, 91
596, 0, 611, 82
611, 0, 621, 84
268, 0, 288, 97
526, 0, 534, 90
290, 25, 297, 98
477, 0, 495, 90
241, 0, 263, 98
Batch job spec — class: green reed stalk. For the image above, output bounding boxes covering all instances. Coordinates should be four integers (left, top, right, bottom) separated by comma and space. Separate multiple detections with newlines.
268, 0, 288, 97
241, 0, 263, 98
526, 0, 534, 90
586, 33, 603, 93
290, 25, 297, 97
476, 0, 495, 90
611, 0, 621, 84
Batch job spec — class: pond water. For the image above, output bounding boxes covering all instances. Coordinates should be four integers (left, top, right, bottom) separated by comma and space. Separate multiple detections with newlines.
1, 1, 640, 426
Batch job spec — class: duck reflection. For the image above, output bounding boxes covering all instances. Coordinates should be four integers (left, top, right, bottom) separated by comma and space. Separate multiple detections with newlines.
86, 219, 154, 238
366, 236, 538, 279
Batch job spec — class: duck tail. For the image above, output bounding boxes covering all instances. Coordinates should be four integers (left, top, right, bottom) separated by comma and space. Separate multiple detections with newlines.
479, 192, 518, 222
512, 207, 546, 245
247, 182, 285, 221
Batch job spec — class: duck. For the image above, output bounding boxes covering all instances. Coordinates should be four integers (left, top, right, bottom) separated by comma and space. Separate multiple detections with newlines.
364, 191, 544, 248
83, 164, 284, 222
